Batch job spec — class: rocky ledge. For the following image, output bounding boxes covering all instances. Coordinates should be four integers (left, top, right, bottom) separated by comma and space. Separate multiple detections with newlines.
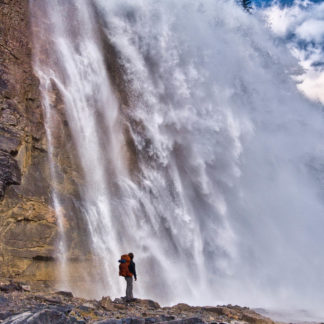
0, 281, 275, 324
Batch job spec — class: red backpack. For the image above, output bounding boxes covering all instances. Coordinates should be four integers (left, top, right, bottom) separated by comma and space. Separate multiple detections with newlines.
119, 254, 132, 277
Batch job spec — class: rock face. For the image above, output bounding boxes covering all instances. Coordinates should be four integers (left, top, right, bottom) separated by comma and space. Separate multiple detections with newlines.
0, 0, 101, 291
0, 283, 276, 324
0, 151, 20, 198
0, 0, 58, 286
0, 0, 138, 293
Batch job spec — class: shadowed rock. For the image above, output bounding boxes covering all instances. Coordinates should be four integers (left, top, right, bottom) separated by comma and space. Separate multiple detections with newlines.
158, 319, 205, 324
0, 288, 276, 324
2, 309, 80, 324
0, 151, 20, 199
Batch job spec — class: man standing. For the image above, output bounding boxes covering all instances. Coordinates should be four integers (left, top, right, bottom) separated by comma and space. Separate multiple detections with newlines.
119, 252, 137, 302
127, 253, 137, 301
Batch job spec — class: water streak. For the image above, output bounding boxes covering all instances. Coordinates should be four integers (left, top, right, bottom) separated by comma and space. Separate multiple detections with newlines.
32, 70, 69, 290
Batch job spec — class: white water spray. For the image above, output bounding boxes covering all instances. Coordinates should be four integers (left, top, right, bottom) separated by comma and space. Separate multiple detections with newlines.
30, 0, 128, 298
30, 0, 324, 317
31, 71, 69, 290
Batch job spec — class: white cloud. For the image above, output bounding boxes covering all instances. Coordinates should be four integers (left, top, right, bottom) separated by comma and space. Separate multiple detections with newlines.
262, 1, 324, 104
295, 19, 324, 42
296, 70, 324, 103
265, 3, 302, 36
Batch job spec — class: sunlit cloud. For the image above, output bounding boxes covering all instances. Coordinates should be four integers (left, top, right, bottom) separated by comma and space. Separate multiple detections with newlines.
262, 0, 324, 104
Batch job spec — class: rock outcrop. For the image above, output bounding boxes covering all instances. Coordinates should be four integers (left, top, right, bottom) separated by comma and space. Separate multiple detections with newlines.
0, 282, 276, 324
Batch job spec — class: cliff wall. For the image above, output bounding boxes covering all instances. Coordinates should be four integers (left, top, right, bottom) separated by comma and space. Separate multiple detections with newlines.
0, 0, 139, 295
0, 0, 58, 287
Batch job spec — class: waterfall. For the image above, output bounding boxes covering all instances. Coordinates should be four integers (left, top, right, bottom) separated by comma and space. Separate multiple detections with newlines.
30, 0, 324, 316
30, 0, 127, 298
30, 22, 70, 290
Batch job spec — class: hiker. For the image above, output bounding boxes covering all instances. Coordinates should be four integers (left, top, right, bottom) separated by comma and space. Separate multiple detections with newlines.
119, 252, 137, 301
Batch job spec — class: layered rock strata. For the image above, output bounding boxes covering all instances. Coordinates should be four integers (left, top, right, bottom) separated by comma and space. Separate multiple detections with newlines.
0, 0, 56, 282
0, 0, 82, 287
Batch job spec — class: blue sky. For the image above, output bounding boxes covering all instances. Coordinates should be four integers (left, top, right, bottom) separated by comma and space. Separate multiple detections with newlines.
258, 0, 324, 103
253, 0, 323, 7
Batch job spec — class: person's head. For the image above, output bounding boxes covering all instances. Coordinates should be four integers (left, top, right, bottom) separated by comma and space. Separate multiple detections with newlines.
128, 252, 134, 260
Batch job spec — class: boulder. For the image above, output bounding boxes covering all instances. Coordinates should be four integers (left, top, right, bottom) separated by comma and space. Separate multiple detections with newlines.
100, 296, 115, 311
171, 304, 195, 312
2, 309, 79, 324
134, 299, 161, 310
2, 311, 33, 324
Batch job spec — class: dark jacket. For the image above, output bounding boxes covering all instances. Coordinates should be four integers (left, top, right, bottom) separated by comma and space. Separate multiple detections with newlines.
129, 260, 137, 280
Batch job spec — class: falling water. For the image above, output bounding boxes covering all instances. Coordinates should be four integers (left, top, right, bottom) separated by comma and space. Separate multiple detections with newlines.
31, 47, 70, 290
30, 0, 127, 298
30, 0, 324, 317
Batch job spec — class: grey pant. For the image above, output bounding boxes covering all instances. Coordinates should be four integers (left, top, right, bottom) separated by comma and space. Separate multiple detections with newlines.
125, 276, 133, 300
